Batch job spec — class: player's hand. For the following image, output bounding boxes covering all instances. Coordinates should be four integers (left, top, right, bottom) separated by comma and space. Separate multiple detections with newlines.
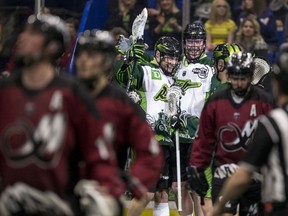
187, 166, 209, 200
74, 179, 123, 216
0, 183, 73, 216
129, 42, 145, 60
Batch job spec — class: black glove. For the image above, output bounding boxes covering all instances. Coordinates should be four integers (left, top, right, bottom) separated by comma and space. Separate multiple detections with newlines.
187, 166, 209, 205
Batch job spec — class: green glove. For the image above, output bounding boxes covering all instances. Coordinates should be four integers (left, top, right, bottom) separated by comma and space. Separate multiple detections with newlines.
129, 42, 145, 60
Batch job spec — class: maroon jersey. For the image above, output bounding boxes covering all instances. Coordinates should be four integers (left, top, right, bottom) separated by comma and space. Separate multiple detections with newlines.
95, 84, 162, 198
190, 86, 273, 170
0, 74, 125, 200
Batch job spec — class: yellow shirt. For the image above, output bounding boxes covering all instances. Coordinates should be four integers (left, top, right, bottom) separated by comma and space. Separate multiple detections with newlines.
205, 19, 236, 45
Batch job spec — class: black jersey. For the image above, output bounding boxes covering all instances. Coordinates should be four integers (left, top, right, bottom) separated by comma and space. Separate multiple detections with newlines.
241, 103, 288, 203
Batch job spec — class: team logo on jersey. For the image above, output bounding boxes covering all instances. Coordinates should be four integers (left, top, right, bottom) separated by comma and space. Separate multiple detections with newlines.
218, 120, 258, 152
1, 91, 66, 168
191, 66, 209, 79
233, 112, 240, 120
154, 84, 169, 101
151, 69, 162, 80
175, 79, 202, 92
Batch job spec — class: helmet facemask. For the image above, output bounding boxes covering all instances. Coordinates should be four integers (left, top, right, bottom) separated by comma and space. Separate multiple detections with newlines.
184, 38, 206, 62
157, 51, 180, 76
75, 30, 116, 87
227, 52, 255, 97
154, 36, 181, 76
183, 22, 206, 63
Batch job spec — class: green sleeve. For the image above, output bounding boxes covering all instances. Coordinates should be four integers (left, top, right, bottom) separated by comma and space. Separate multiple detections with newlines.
114, 60, 145, 90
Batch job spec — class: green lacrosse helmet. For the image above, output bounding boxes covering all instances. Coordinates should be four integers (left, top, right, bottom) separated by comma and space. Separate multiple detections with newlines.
213, 43, 241, 64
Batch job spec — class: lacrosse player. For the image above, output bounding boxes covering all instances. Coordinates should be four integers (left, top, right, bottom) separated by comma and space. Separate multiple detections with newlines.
213, 42, 288, 216
172, 21, 214, 216
189, 52, 274, 216
210, 43, 242, 95
74, 29, 163, 203
0, 14, 125, 216
116, 36, 189, 216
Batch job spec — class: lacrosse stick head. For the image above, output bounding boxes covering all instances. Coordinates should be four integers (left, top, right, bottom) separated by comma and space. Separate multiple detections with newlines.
165, 84, 183, 117
131, 8, 148, 43
252, 56, 270, 85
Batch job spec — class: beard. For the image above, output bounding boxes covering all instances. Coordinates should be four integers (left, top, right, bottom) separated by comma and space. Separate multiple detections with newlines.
13, 51, 43, 68
233, 86, 250, 97
78, 76, 100, 92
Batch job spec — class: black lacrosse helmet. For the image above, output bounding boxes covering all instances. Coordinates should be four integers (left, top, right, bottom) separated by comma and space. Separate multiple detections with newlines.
154, 36, 181, 59
75, 29, 116, 58
183, 22, 206, 41
154, 36, 181, 75
227, 51, 255, 77
27, 13, 71, 60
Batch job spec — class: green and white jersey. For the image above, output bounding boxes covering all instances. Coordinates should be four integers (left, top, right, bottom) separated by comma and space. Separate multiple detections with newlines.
138, 65, 175, 122
115, 61, 175, 146
175, 62, 214, 118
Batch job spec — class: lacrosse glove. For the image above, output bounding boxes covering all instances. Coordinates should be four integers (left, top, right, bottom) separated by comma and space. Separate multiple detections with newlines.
116, 35, 132, 55
74, 180, 123, 216
0, 183, 73, 216
154, 112, 170, 137
187, 166, 209, 205
128, 41, 145, 61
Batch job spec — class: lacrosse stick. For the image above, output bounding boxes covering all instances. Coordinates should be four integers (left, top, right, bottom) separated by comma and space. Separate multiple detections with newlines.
166, 84, 183, 212
123, 9, 148, 176
252, 56, 271, 85
126, 8, 148, 93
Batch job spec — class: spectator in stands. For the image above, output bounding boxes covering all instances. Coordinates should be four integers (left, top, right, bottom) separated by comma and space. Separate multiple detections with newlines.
227, 0, 242, 22
149, 0, 182, 48
238, 0, 278, 59
205, 0, 236, 52
1, 11, 29, 75
105, 0, 148, 35
235, 17, 268, 58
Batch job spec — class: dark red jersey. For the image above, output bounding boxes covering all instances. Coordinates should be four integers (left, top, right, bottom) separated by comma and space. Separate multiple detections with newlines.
95, 84, 163, 198
190, 86, 274, 170
0, 74, 125, 201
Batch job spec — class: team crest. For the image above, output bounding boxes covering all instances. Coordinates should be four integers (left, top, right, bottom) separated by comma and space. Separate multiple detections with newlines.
151, 69, 162, 80
233, 112, 240, 120
192, 67, 208, 79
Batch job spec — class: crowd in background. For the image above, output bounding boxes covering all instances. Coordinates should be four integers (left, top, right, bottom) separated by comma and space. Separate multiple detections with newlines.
0, 1, 288, 216
1, 0, 288, 74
